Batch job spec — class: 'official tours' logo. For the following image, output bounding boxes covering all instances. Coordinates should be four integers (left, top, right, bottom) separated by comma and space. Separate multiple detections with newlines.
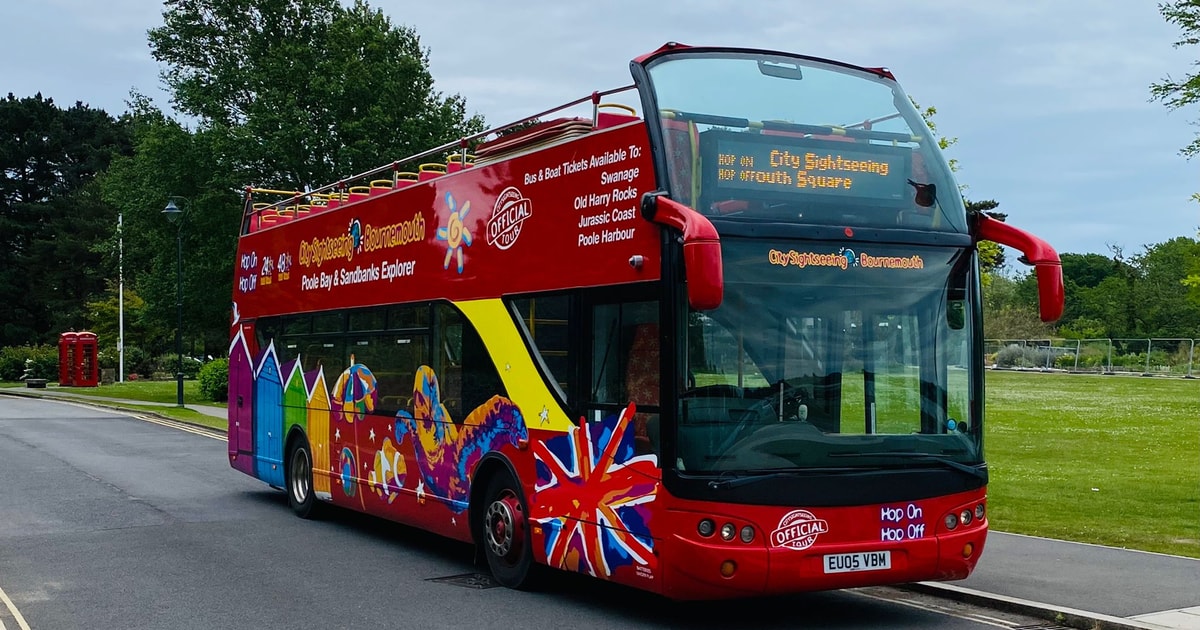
771, 509, 829, 550
486, 187, 532, 250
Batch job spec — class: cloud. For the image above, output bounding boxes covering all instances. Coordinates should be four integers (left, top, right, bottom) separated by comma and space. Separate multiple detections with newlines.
2, 0, 1194, 254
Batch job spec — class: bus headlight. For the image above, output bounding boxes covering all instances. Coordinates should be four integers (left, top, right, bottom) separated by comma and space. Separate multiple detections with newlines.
698, 519, 715, 537
975, 504, 985, 520
720, 523, 736, 541
959, 509, 973, 526
740, 525, 755, 543
944, 514, 958, 530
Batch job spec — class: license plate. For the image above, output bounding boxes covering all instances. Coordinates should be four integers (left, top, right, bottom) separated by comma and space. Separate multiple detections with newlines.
823, 551, 892, 574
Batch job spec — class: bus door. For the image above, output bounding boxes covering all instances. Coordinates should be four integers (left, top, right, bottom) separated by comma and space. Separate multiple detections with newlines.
584, 295, 661, 457
229, 320, 257, 456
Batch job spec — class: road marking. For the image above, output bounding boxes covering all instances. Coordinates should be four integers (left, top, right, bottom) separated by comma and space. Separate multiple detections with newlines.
0, 582, 31, 630
135, 415, 226, 442
854, 590, 1019, 628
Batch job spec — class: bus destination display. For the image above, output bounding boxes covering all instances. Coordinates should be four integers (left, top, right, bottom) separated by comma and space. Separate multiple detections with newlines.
704, 131, 911, 203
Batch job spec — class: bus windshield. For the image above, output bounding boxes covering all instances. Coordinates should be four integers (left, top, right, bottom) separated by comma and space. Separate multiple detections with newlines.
679, 237, 977, 473
645, 50, 966, 232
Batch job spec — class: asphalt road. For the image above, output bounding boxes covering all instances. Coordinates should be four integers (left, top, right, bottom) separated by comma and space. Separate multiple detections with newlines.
0, 396, 1049, 629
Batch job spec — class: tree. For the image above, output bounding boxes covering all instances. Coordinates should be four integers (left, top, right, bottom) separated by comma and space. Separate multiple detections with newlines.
148, 0, 485, 193
84, 284, 163, 359
1130, 236, 1200, 337
981, 272, 1053, 339
1056, 252, 1124, 336
1151, 0, 1200, 158
913, 99, 1006, 274
965, 199, 1007, 272
0, 93, 131, 346
98, 96, 242, 358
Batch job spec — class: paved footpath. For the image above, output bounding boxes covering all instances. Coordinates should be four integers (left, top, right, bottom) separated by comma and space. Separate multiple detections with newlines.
936, 530, 1200, 629
3, 387, 1198, 628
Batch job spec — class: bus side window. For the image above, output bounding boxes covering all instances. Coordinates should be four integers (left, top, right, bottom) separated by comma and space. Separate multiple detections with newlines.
435, 303, 506, 421
625, 322, 660, 455
589, 299, 660, 457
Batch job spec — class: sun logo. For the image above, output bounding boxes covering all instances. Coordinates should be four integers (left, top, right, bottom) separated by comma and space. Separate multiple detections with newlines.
436, 192, 472, 273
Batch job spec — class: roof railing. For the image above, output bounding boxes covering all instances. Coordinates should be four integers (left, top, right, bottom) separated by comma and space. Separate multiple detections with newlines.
242, 84, 638, 225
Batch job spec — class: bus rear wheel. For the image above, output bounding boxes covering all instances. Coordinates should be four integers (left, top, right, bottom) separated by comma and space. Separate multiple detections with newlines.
481, 472, 534, 589
287, 438, 321, 519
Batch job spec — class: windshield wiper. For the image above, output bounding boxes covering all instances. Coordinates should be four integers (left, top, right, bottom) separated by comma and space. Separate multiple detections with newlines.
829, 452, 987, 482
704, 467, 865, 490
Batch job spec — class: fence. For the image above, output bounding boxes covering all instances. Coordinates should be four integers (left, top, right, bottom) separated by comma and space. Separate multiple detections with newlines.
984, 338, 1198, 378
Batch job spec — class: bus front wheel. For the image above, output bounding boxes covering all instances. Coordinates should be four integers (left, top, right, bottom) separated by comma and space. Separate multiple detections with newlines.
481, 471, 534, 589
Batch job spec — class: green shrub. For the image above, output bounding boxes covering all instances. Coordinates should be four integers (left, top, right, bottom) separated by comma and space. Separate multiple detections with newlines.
155, 353, 203, 379
25, 347, 58, 380
0, 345, 58, 381
0, 347, 29, 381
199, 358, 229, 402
123, 345, 151, 379
1054, 353, 1076, 369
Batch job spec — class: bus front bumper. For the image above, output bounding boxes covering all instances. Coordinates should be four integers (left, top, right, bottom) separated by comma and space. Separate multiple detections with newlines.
659, 526, 987, 600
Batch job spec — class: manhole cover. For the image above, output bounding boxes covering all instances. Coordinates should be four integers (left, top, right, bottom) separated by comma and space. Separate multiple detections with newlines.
426, 573, 500, 589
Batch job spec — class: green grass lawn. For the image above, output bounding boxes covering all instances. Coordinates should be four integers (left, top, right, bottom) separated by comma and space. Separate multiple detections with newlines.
3, 371, 1197, 557
984, 370, 1199, 557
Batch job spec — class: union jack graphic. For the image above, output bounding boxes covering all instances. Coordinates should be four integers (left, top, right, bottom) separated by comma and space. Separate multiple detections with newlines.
531, 403, 659, 578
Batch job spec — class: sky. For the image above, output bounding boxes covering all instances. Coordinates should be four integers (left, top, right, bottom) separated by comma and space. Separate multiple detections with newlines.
1, 0, 1196, 257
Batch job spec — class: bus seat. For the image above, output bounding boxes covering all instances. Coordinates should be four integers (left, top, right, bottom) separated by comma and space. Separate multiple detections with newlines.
347, 186, 370, 202
419, 163, 447, 181
662, 117, 700, 207
625, 322, 659, 455
440, 367, 462, 418
380, 395, 412, 414
474, 117, 593, 165
596, 103, 639, 129
395, 172, 419, 189
369, 179, 393, 196
445, 154, 475, 173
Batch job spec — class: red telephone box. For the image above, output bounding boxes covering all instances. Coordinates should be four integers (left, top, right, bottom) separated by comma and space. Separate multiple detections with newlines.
58, 332, 77, 385
58, 331, 99, 387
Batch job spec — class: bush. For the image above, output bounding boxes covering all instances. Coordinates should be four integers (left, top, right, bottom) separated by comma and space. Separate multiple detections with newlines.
154, 353, 203, 379
1054, 353, 1076, 369
199, 358, 229, 402
994, 344, 1056, 369
124, 345, 151, 379
0, 345, 58, 381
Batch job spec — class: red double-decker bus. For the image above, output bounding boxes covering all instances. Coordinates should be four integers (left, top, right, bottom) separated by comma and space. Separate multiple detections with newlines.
227, 43, 1063, 599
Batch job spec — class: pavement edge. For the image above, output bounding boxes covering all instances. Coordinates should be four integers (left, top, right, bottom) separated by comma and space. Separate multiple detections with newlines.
903, 582, 1174, 630
0, 388, 226, 439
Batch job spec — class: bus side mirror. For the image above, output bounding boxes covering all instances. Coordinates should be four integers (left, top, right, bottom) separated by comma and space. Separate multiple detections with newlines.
974, 214, 1064, 322
641, 192, 724, 310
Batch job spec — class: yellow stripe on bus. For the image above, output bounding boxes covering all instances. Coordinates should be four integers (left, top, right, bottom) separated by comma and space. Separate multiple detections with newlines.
455, 299, 573, 432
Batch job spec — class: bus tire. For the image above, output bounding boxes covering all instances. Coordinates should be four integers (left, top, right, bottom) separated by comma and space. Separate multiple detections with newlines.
481, 470, 535, 589
287, 437, 321, 519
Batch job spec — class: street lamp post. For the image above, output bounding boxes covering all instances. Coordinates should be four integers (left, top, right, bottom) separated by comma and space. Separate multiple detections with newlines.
163, 197, 189, 408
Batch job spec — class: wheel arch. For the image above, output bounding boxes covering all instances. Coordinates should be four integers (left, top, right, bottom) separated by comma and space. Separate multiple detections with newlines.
283, 424, 309, 479
469, 452, 524, 547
